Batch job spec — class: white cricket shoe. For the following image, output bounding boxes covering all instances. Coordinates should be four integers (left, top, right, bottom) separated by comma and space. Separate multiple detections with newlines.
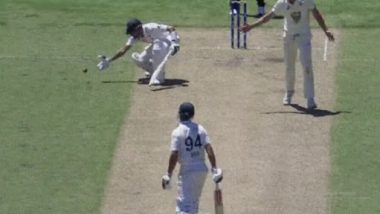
149, 79, 162, 86
282, 92, 293, 105
307, 98, 317, 110
144, 72, 151, 78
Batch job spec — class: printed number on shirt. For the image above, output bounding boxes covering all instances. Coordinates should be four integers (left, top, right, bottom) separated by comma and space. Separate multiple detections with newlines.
185, 135, 202, 152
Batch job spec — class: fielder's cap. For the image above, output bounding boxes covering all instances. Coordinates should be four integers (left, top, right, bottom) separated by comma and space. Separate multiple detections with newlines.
178, 102, 195, 121
126, 18, 142, 34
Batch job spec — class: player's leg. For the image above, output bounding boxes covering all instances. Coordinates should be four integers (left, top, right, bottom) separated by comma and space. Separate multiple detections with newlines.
283, 35, 297, 105
176, 171, 207, 214
252, 0, 266, 18
131, 44, 153, 77
175, 175, 186, 214
299, 35, 317, 109
189, 171, 207, 213
150, 39, 171, 85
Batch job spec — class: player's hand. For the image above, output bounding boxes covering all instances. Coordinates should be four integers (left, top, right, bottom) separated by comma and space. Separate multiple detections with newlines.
171, 43, 180, 56
96, 55, 111, 71
162, 174, 171, 190
211, 168, 223, 183
325, 31, 335, 41
240, 24, 252, 33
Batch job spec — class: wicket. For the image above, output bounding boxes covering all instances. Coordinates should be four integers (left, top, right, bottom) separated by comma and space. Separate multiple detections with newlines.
230, 0, 248, 49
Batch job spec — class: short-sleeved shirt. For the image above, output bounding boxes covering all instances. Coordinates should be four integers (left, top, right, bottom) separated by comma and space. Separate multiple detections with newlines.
272, 0, 316, 36
126, 23, 172, 46
170, 121, 210, 173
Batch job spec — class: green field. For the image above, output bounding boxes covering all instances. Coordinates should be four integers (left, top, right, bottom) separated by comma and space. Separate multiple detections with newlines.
331, 28, 380, 214
0, 0, 379, 213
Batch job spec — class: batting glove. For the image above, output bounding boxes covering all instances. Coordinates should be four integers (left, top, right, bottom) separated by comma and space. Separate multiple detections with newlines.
169, 31, 180, 56
96, 55, 111, 71
170, 43, 180, 56
161, 174, 171, 190
211, 168, 223, 183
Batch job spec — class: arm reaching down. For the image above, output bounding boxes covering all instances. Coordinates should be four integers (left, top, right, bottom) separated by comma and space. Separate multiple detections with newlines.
240, 11, 275, 33
205, 144, 223, 183
97, 44, 132, 71
162, 150, 178, 190
312, 7, 334, 41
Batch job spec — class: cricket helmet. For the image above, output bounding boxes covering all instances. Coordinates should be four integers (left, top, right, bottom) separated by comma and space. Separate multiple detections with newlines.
126, 18, 142, 34
178, 102, 195, 121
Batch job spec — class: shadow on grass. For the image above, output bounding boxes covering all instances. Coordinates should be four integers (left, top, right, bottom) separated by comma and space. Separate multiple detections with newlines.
102, 78, 189, 91
101, 80, 137, 84
262, 104, 351, 117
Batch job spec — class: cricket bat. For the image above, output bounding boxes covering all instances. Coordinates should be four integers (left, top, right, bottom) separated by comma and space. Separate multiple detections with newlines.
214, 183, 224, 214
323, 37, 328, 62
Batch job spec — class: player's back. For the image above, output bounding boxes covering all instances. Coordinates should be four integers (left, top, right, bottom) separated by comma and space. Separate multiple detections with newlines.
171, 121, 209, 174
142, 23, 171, 42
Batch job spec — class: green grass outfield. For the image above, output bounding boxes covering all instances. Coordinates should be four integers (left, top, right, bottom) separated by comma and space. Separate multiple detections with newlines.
331, 28, 380, 214
0, 0, 379, 213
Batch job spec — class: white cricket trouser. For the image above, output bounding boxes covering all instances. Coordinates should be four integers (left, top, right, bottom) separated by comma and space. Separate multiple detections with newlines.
283, 33, 314, 99
131, 39, 171, 83
176, 171, 207, 214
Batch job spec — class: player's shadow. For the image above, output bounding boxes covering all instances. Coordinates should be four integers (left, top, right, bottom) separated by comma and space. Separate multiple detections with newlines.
101, 78, 189, 89
101, 80, 136, 84
263, 104, 351, 117
137, 78, 189, 91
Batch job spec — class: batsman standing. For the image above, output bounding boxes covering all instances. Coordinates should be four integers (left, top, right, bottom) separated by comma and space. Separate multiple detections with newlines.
162, 102, 223, 214
241, 0, 334, 109
97, 18, 180, 86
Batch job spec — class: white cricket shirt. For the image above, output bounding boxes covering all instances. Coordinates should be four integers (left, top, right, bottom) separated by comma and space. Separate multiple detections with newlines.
126, 23, 173, 46
272, 0, 316, 36
170, 121, 210, 173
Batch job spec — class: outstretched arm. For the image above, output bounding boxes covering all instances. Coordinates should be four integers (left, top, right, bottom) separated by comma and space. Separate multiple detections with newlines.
240, 11, 275, 32
97, 42, 132, 71
312, 7, 334, 41
109, 44, 132, 62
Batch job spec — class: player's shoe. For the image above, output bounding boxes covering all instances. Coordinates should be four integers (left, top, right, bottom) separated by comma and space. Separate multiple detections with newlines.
144, 72, 151, 78
282, 92, 293, 105
307, 98, 317, 110
149, 79, 165, 86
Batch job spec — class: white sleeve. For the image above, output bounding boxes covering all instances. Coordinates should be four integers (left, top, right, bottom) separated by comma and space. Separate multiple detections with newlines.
199, 125, 210, 145
272, 0, 285, 16
125, 36, 136, 46
170, 130, 180, 151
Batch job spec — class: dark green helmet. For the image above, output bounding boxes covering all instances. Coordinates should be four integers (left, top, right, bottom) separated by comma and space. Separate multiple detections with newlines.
178, 102, 195, 121
126, 18, 142, 34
